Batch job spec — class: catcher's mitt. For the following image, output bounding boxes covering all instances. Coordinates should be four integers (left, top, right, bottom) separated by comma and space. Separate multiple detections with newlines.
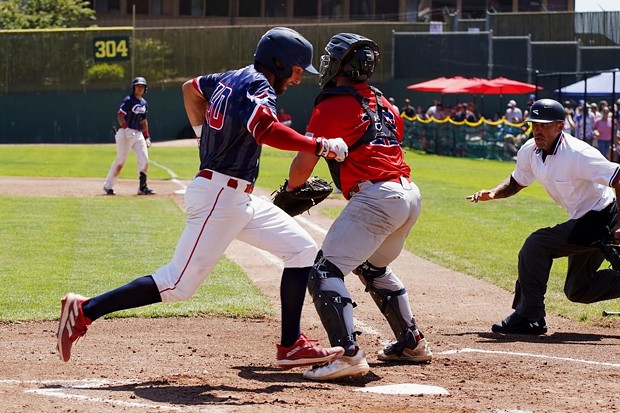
272, 177, 333, 216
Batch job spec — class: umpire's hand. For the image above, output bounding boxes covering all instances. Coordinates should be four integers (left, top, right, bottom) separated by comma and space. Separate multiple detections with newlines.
466, 190, 495, 203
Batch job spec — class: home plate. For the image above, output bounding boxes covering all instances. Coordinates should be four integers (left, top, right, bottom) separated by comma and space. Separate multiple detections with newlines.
355, 383, 449, 395
174, 189, 186, 195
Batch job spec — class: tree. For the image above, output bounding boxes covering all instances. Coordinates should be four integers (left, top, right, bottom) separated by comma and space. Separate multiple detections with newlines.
0, 0, 96, 30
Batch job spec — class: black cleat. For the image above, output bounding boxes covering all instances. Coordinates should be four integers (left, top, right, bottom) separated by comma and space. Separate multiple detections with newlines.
137, 187, 156, 195
492, 312, 547, 335
103, 186, 115, 196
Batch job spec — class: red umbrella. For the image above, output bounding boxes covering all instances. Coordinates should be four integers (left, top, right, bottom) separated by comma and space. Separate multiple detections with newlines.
440, 77, 488, 94
406, 76, 465, 92
460, 77, 542, 95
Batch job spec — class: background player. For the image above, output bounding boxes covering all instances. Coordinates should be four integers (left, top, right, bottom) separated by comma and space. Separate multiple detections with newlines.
468, 99, 620, 335
57, 27, 347, 367
103, 76, 155, 196
285, 33, 432, 381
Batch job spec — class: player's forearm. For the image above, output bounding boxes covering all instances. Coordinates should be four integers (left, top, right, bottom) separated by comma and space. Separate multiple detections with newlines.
288, 152, 320, 189
491, 176, 524, 199
258, 121, 317, 153
182, 80, 207, 129
117, 114, 126, 128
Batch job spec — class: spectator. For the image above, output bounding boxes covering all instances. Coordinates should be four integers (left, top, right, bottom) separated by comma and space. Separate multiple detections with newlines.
426, 99, 441, 119
415, 105, 428, 120
464, 102, 478, 122
574, 103, 596, 145
526, 94, 536, 110
433, 103, 446, 120
594, 107, 613, 159
563, 107, 575, 135
564, 99, 575, 117
402, 98, 415, 117
277, 107, 293, 127
505, 100, 523, 123
388, 97, 399, 113
452, 103, 466, 121
589, 102, 600, 120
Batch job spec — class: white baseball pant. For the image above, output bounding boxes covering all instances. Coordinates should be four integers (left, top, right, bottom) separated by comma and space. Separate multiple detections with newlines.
104, 128, 149, 190
151, 170, 318, 302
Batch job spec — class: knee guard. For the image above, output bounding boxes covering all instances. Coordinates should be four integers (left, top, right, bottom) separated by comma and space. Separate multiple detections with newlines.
354, 261, 413, 342
308, 251, 358, 348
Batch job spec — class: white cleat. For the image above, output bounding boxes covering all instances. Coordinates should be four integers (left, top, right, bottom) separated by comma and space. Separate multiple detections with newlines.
303, 348, 369, 381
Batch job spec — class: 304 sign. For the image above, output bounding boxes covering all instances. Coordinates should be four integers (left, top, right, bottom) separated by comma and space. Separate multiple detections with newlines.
93, 36, 131, 62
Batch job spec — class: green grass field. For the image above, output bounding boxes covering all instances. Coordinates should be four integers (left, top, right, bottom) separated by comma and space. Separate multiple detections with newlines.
0, 142, 618, 323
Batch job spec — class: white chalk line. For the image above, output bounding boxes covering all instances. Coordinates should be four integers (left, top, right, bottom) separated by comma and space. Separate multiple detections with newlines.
439, 347, 620, 368
0, 378, 231, 412
149, 159, 187, 192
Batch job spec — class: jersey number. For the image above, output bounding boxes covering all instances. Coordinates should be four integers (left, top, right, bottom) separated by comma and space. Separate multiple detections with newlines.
207, 83, 232, 131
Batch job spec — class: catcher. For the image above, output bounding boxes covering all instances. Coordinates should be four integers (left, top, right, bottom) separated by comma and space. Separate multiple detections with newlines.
281, 33, 433, 381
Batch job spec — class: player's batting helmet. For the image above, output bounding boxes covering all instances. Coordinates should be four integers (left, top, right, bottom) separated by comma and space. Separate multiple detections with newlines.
318, 33, 380, 89
254, 27, 318, 81
132, 76, 148, 92
526, 99, 565, 123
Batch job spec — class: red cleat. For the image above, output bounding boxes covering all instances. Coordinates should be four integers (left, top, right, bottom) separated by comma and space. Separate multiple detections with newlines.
276, 333, 344, 369
56, 293, 92, 362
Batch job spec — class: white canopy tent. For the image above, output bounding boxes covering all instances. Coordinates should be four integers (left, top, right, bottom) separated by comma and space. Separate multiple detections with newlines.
557, 69, 620, 97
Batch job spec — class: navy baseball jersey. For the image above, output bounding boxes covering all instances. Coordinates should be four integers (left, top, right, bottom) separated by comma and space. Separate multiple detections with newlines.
118, 95, 148, 130
193, 64, 278, 183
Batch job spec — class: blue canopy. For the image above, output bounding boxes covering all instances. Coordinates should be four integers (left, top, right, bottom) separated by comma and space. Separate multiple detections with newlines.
557, 70, 620, 97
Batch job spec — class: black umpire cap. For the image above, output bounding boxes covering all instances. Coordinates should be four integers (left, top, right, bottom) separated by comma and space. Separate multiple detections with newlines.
526, 99, 565, 123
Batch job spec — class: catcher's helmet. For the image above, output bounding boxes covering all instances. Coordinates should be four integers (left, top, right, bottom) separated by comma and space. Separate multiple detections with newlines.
254, 27, 318, 81
132, 76, 148, 91
526, 99, 565, 123
318, 33, 380, 89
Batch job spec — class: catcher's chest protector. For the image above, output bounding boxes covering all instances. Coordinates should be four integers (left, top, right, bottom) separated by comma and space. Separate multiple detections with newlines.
315, 86, 397, 190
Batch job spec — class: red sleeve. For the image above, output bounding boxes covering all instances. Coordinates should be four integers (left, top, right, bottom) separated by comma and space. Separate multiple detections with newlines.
259, 122, 319, 153
248, 105, 318, 152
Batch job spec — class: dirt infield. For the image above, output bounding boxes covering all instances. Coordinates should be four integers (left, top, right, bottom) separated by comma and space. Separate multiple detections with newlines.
1, 176, 620, 413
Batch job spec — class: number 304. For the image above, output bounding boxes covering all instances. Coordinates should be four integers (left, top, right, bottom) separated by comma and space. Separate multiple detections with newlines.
94, 39, 129, 59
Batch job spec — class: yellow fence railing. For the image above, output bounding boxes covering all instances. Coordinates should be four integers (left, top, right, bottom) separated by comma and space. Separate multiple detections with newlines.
400, 114, 533, 161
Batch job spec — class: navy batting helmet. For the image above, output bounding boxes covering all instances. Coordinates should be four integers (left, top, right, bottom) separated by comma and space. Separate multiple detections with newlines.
254, 27, 318, 81
526, 99, 565, 123
132, 76, 147, 91
318, 33, 380, 89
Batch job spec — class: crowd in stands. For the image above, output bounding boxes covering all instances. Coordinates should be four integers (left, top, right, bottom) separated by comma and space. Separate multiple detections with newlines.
391, 94, 620, 162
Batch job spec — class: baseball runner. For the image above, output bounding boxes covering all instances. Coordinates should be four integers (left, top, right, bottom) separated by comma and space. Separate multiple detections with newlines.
56, 27, 347, 368
285, 33, 432, 381
468, 98, 620, 335
103, 76, 155, 196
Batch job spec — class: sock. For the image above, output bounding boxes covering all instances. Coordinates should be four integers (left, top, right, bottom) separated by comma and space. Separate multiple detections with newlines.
279, 266, 310, 347
82, 275, 162, 321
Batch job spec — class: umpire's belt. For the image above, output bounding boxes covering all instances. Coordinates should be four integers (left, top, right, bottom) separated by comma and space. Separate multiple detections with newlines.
196, 169, 254, 194
349, 176, 412, 197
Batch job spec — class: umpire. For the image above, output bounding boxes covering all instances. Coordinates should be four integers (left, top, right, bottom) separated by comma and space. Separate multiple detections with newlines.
467, 98, 620, 335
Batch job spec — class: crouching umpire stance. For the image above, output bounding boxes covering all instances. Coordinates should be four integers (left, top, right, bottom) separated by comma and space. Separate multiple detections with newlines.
286, 33, 433, 381
467, 98, 620, 335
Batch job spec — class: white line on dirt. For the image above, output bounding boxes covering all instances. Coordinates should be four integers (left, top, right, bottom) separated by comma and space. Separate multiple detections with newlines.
439, 348, 620, 368
0, 378, 231, 412
149, 160, 187, 193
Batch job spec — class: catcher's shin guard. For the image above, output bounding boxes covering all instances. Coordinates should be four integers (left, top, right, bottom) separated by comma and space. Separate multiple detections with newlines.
308, 251, 358, 349
354, 261, 413, 342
